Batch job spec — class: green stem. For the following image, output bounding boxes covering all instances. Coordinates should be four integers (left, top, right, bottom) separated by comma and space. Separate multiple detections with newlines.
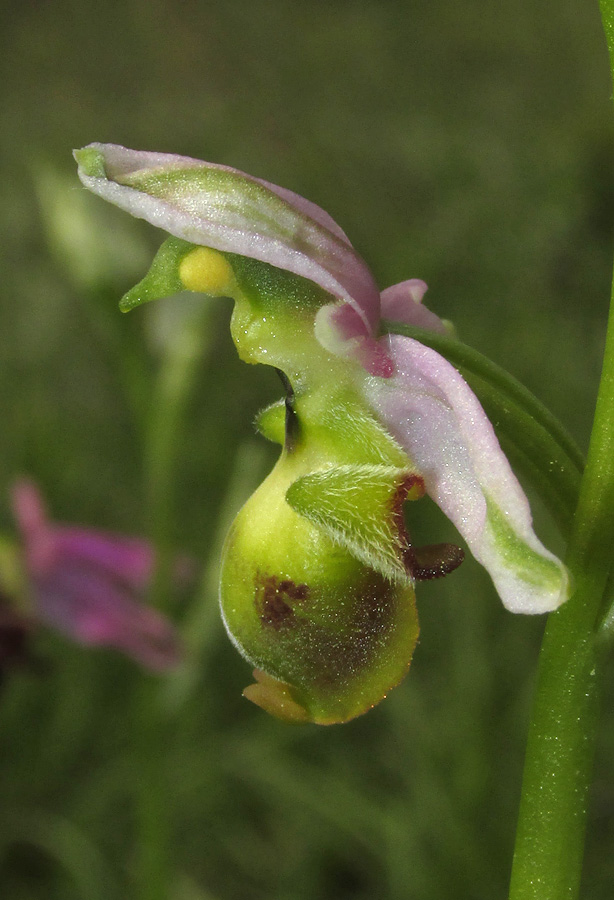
145, 302, 212, 610
133, 680, 173, 900
508, 5, 614, 893
509, 304, 614, 897
134, 301, 212, 900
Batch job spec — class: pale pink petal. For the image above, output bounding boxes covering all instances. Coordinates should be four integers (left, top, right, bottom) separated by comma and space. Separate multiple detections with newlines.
364, 335, 569, 613
33, 563, 181, 670
53, 529, 154, 590
10, 480, 55, 573
380, 280, 448, 335
255, 178, 352, 246
10, 480, 154, 588
10, 480, 48, 541
314, 303, 394, 377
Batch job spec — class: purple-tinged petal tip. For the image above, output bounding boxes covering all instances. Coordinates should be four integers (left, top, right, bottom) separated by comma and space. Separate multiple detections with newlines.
314, 303, 394, 377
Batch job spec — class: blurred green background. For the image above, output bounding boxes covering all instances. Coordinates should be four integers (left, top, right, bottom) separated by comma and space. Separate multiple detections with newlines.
1, 0, 613, 897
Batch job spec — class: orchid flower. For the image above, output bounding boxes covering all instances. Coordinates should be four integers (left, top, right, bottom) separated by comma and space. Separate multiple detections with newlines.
74, 143, 569, 723
10, 479, 182, 671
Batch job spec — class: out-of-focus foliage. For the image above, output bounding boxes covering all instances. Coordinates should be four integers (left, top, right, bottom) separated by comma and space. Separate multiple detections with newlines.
0, 0, 613, 897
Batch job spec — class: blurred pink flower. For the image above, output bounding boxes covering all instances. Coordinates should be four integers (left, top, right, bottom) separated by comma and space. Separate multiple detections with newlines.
10, 479, 182, 671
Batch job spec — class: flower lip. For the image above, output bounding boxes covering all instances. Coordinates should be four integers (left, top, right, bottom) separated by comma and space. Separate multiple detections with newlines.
74, 143, 382, 335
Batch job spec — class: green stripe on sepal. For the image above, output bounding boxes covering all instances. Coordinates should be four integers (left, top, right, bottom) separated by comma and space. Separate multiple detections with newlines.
73, 147, 107, 179
485, 497, 570, 610
121, 167, 298, 243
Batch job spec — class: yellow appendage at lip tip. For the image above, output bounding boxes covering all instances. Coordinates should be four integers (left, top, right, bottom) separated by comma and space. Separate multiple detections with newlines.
243, 669, 310, 724
179, 246, 235, 296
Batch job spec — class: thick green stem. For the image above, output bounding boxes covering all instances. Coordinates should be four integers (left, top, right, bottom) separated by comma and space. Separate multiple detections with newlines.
508, 582, 602, 900
509, 302, 614, 896
507, 5, 614, 892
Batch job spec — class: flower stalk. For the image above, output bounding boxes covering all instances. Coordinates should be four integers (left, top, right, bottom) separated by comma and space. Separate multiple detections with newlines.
508, 5, 614, 895
508, 299, 614, 900
134, 303, 211, 900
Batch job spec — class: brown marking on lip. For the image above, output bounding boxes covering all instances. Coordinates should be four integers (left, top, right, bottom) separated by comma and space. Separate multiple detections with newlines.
388, 473, 464, 581
278, 579, 309, 601
388, 472, 424, 577
301, 574, 413, 691
255, 574, 310, 630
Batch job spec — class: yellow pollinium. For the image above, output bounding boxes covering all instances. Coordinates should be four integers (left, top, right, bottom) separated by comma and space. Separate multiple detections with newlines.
179, 246, 235, 296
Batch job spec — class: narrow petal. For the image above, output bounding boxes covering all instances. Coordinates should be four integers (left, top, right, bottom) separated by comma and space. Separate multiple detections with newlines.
10, 479, 47, 538
365, 335, 569, 613
74, 143, 380, 334
380, 280, 448, 335
52, 528, 194, 591
10, 480, 55, 573
11, 480, 155, 589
